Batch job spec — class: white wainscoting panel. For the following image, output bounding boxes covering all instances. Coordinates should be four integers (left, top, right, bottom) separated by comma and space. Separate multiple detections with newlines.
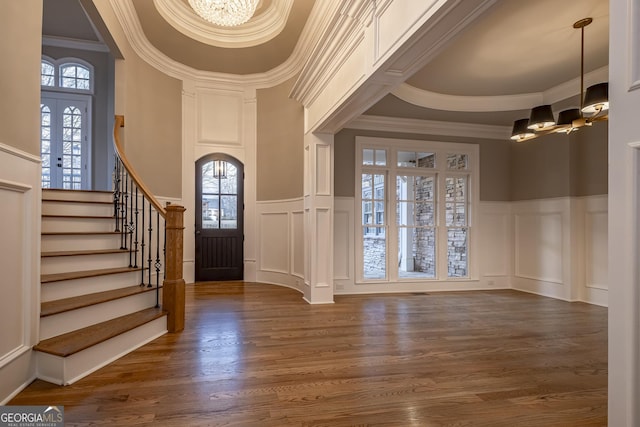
583, 195, 608, 306
256, 199, 304, 292
515, 212, 564, 284
0, 143, 40, 404
333, 198, 354, 292
479, 202, 511, 287
511, 198, 570, 300
291, 211, 304, 278
196, 88, 243, 145
259, 212, 289, 274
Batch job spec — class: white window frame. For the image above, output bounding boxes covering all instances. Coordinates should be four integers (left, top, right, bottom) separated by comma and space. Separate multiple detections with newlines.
355, 136, 480, 284
41, 55, 95, 94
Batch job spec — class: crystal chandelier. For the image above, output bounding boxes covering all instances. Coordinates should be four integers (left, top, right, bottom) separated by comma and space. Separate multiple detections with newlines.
188, 0, 259, 27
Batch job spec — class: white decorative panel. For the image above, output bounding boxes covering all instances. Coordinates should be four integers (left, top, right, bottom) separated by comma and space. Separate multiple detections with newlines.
479, 210, 510, 277
306, 39, 366, 131
0, 187, 25, 359
315, 144, 331, 196
291, 211, 304, 277
197, 90, 242, 144
631, 0, 640, 90
259, 213, 289, 273
333, 209, 350, 279
376, 0, 438, 61
585, 211, 608, 289
515, 213, 563, 284
315, 208, 330, 286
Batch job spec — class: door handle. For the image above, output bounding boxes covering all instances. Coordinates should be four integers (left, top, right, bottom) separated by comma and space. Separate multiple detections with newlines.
195, 230, 201, 235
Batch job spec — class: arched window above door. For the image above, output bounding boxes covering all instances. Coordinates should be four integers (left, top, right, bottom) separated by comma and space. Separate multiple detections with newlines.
41, 56, 94, 93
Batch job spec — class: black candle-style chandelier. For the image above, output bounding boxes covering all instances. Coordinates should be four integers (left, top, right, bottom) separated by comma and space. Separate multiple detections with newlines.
510, 18, 609, 142
212, 160, 227, 179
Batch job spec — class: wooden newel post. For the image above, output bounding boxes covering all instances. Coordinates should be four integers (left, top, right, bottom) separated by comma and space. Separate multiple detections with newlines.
163, 204, 186, 332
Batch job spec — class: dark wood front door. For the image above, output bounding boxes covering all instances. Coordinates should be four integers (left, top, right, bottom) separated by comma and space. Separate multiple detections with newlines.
195, 154, 244, 281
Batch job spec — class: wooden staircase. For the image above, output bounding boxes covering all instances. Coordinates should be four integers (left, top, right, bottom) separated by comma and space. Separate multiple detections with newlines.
35, 188, 168, 385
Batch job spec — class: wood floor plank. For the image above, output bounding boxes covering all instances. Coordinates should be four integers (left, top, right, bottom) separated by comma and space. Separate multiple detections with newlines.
11, 283, 607, 426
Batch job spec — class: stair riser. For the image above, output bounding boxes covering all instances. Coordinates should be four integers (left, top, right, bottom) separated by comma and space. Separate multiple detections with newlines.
41, 271, 158, 302
42, 217, 116, 233
36, 316, 167, 385
41, 253, 133, 275
43, 201, 115, 217
41, 234, 122, 252
40, 291, 162, 340
42, 190, 114, 203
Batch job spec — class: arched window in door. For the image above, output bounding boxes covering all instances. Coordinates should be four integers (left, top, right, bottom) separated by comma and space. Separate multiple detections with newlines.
195, 154, 244, 281
201, 159, 239, 230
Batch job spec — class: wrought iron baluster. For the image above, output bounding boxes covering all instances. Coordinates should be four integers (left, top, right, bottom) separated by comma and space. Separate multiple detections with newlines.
120, 171, 129, 250
140, 197, 146, 286
155, 211, 161, 308
133, 187, 139, 268
147, 202, 153, 288
113, 157, 121, 232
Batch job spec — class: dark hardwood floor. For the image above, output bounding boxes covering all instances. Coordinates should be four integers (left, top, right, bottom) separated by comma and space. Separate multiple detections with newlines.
10, 283, 608, 426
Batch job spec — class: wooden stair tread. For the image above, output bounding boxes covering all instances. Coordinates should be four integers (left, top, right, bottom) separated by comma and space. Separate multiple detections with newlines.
43, 189, 113, 195
42, 197, 114, 205
41, 231, 120, 236
41, 285, 157, 317
42, 249, 130, 258
42, 214, 115, 219
41, 266, 142, 283
34, 307, 166, 357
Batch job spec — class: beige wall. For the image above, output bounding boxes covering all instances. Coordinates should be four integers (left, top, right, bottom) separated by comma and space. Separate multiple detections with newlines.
511, 121, 608, 200
0, 1, 42, 155
337, 123, 608, 202
570, 121, 608, 197
94, 0, 182, 199
335, 129, 511, 201
256, 77, 304, 201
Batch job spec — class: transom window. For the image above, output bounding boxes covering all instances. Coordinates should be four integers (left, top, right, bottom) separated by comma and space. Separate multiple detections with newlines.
356, 137, 479, 283
41, 57, 93, 93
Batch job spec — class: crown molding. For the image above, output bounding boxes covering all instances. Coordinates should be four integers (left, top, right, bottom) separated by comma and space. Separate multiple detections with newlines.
393, 66, 609, 112
290, 0, 373, 105
42, 35, 109, 53
153, 0, 293, 48
346, 115, 511, 140
109, 0, 333, 88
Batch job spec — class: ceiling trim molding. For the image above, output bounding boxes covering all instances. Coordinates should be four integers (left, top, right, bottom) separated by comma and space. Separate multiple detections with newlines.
108, 0, 332, 88
290, 0, 374, 104
346, 114, 511, 140
42, 35, 109, 53
153, 0, 294, 48
393, 66, 609, 112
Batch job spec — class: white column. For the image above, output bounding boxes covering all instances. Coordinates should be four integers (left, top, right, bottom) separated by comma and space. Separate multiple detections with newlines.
303, 131, 334, 304
243, 88, 258, 282
609, 0, 640, 424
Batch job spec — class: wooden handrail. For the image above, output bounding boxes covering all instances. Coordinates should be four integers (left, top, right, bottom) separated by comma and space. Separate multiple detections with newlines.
113, 114, 186, 332
113, 115, 167, 217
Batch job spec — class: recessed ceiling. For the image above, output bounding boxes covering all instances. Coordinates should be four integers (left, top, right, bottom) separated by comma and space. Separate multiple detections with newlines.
132, 0, 315, 75
406, 0, 608, 97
